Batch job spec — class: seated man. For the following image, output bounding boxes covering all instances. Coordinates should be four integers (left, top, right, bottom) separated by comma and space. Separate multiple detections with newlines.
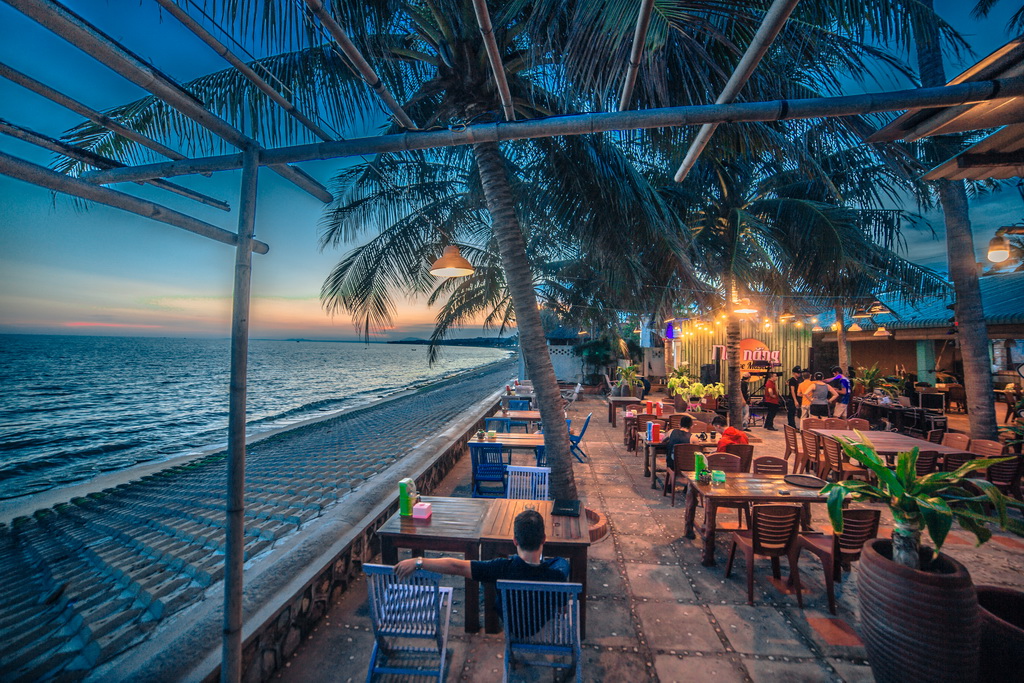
395, 509, 568, 635
662, 415, 693, 470
711, 415, 749, 450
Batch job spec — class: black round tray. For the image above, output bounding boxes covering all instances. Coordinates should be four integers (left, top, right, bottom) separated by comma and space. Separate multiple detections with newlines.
784, 474, 827, 488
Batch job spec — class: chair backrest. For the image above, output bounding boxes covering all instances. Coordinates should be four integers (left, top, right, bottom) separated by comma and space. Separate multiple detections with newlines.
497, 580, 581, 645
534, 445, 547, 467
800, 430, 820, 464
508, 400, 531, 411
824, 418, 849, 430
915, 450, 939, 476
783, 425, 800, 460
672, 443, 704, 473
706, 452, 742, 472
506, 465, 551, 500
364, 563, 445, 639
691, 420, 710, 434
753, 456, 789, 475
485, 417, 512, 433
573, 413, 593, 440
948, 384, 967, 402
801, 417, 825, 430
835, 509, 881, 562
926, 429, 944, 444
847, 418, 870, 431
470, 442, 506, 471
750, 504, 802, 556
986, 454, 1023, 487
822, 437, 845, 472
971, 439, 1007, 458
667, 414, 686, 429
942, 432, 971, 450
943, 451, 973, 472
724, 443, 754, 472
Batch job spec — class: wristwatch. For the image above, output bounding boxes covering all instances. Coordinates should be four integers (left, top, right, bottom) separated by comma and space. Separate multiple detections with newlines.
415, 558, 423, 571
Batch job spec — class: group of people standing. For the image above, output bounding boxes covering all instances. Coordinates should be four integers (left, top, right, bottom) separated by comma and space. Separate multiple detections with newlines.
744, 366, 852, 431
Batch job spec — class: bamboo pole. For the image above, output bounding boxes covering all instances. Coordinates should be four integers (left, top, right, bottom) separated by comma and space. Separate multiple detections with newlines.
471, 0, 515, 121
221, 147, 258, 683
78, 75, 1024, 185
153, 0, 334, 141
673, 0, 800, 182
0, 149, 268, 253
8, 0, 332, 203
301, 0, 417, 130
0, 118, 230, 210
0, 61, 186, 161
617, 0, 655, 112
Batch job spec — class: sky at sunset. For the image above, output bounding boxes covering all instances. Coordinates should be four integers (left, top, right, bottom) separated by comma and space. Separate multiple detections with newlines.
0, 1, 1020, 340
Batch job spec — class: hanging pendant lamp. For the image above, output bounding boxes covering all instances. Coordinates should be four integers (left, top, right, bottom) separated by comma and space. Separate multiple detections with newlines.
429, 245, 475, 277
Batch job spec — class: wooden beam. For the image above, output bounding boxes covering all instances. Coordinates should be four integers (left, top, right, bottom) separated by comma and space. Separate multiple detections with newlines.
0, 149, 268, 253
0, 118, 230, 210
78, 76, 1024, 185
8, 0, 332, 203
471, 0, 515, 121
618, 0, 656, 112
956, 151, 1024, 167
301, 0, 417, 130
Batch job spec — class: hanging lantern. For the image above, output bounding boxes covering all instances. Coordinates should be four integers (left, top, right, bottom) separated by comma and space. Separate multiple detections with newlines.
779, 310, 795, 321
849, 322, 863, 332
733, 299, 758, 314
987, 234, 1010, 263
851, 308, 871, 319
429, 246, 475, 277
873, 324, 890, 337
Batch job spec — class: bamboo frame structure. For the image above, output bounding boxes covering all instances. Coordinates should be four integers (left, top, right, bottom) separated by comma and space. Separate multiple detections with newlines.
472, 0, 516, 121
617, 0, 656, 112
673, 0, 800, 182
80, 75, 1024, 185
0, 118, 230, 210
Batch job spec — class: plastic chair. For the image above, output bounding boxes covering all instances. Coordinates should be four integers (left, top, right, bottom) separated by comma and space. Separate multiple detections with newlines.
485, 417, 513, 433
725, 504, 804, 606
506, 466, 551, 500
471, 442, 507, 498
753, 456, 789, 475
628, 413, 659, 452
986, 454, 1023, 500
942, 451, 974, 472
663, 443, 702, 506
971, 439, 1007, 458
821, 437, 871, 482
926, 429, 944, 444
707, 453, 747, 526
497, 580, 582, 683
561, 383, 583, 409
508, 399, 531, 411
846, 418, 870, 431
691, 420, 710, 434
947, 384, 968, 412
783, 425, 802, 463
792, 508, 880, 614
667, 414, 688, 429
824, 418, 849, 430
725, 443, 754, 472
534, 445, 547, 467
942, 432, 971, 450
364, 563, 452, 683
799, 429, 821, 474
914, 450, 939, 476
568, 413, 592, 462
801, 417, 826, 431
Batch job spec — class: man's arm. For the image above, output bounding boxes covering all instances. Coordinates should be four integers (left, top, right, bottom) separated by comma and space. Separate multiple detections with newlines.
394, 557, 472, 579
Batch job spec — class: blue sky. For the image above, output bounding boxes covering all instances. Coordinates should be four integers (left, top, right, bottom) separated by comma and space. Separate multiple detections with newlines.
0, 0, 1020, 339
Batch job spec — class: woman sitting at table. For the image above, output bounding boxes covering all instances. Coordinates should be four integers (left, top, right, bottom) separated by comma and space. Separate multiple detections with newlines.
663, 415, 694, 470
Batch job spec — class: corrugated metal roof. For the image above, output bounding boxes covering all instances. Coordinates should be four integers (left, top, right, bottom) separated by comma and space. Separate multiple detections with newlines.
814, 271, 1024, 330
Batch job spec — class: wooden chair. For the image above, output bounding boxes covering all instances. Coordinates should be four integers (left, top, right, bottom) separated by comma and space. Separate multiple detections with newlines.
801, 417, 826, 431
926, 429, 944, 444
947, 384, 968, 413
506, 466, 551, 500
942, 451, 974, 473
824, 418, 849, 430
942, 432, 971, 450
630, 413, 659, 453
725, 443, 755, 472
364, 563, 452, 682
753, 456, 789, 475
821, 437, 871, 482
620, 402, 644, 444
986, 454, 1023, 500
792, 509, 880, 614
914, 451, 939, 476
497, 580, 582, 683
470, 442, 507, 498
783, 425, 802, 463
666, 414, 687, 429
971, 439, 1007, 458
799, 429, 821, 474
664, 443, 703, 507
725, 504, 804, 607
707, 453, 747, 527
691, 420, 710, 434
847, 418, 870, 431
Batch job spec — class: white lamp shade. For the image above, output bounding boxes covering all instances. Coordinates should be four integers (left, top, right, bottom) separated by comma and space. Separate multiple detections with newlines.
429, 245, 475, 277
988, 235, 1010, 263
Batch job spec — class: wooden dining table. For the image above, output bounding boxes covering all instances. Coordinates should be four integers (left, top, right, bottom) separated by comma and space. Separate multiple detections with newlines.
808, 429, 971, 466
682, 474, 829, 566
472, 433, 545, 449
607, 395, 641, 427
494, 409, 542, 422
479, 498, 591, 638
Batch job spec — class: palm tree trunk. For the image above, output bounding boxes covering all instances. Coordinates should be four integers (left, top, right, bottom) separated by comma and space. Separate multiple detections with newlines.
835, 305, 850, 372
914, 0, 998, 440
473, 140, 578, 500
726, 318, 743, 427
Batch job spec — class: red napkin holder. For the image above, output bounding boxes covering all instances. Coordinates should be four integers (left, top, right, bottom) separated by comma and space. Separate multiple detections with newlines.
652, 423, 662, 441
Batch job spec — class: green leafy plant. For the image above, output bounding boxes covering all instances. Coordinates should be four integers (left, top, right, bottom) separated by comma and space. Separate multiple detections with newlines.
666, 365, 694, 397
823, 432, 1024, 570
616, 365, 642, 392
999, 397, 1024, 448
853, 363, 903, 399
703, 382, 727, 400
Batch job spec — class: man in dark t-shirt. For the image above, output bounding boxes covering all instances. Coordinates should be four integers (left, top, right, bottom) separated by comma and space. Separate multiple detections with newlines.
786, 366, 802, 428
395, 509, 569, 635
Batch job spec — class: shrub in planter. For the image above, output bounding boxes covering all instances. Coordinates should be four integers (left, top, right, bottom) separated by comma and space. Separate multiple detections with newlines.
823, 434, 1024, 683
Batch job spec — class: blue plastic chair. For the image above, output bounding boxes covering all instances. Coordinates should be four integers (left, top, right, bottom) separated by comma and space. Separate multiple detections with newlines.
534, 445, 547, 467
364, 563, 452, 683
497, 580, 582, 682
506, 400, 531, 432
485, 417, 513, 433
568, 413, 592, 462
470, 442, 507, 497
508, 400, 531, 411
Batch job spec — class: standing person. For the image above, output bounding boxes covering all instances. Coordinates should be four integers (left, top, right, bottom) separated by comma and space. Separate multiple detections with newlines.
786, 366, 802, 428
761, 371, 781, 431
740, 373, 752, 430
797, 370, 815, 421
828, 365, 851, 418
711, 415, 749, 449
805, 372, 839, 418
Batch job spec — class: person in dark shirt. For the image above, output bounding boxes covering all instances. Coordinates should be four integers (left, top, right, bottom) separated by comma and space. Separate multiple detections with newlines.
395, 509, 569, 635
786, 366, 802, 428
662, 415, 693, 469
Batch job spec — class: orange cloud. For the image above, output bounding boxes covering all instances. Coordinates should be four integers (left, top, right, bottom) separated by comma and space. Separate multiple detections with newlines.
63, 322, 164, 328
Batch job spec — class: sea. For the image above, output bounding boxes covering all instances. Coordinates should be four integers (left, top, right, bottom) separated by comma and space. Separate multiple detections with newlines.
0, 334, 512, 501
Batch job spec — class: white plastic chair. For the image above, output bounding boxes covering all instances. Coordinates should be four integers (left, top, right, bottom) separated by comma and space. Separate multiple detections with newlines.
505, 465, 550, 500
497, 580, 582, 683
363, 563, 452, 682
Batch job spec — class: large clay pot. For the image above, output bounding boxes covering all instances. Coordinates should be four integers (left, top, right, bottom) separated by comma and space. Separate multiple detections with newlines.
858, 539, 980, 683
976, 585, 1024, 679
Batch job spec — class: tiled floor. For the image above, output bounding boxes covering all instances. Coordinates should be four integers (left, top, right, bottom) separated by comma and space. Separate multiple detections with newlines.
280, 393, 1024, 682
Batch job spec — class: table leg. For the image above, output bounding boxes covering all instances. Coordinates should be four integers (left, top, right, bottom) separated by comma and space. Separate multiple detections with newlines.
464, 544, 480, 633
683, 485, 698, 539
481, 544, 501, 634
381, 537, 397, 565
643, 443, 651, 478
610, 402, 617, 427
568, 548, 588, 640
701, 500, 719, 567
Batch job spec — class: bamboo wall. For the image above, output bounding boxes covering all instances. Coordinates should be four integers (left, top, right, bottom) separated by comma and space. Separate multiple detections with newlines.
664, 319, 812, 381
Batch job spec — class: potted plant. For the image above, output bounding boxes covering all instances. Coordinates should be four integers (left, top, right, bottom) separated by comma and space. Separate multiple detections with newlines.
853, 363, 903, 400
823, 434, 1024, 683
683, 382, 706, 411
702, 382, 726, 411
666, 365, 694, 410
616, 364, 643, 398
